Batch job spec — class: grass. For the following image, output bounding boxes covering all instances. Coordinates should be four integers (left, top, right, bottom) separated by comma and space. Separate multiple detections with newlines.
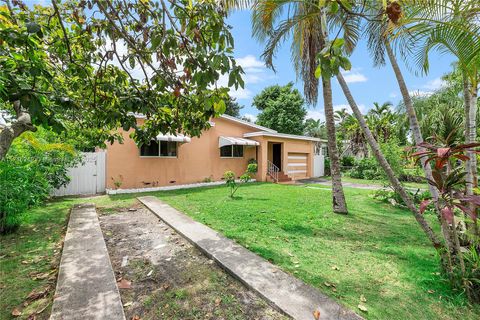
2, 183, 478, 319
150, 183, 478, 320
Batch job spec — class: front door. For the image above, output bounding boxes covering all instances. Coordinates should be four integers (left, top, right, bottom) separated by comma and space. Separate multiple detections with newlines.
272, 143, 282, 170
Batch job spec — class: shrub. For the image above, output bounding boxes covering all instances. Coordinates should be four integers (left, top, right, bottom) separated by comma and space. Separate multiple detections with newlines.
341, 156, 355, 167
224, 163, 257, 198
373, 188, 431, 208
0, 128, 79, 233
349, 157, 381, 180
0, 160, 50, 233
324, 157, 331, 176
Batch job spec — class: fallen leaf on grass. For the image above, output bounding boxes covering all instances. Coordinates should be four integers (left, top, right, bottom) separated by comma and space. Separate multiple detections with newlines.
360, 294, 367, 302
12, 308, 22, 317
331, 265, 340, 271
358, 304, 368, 312
26, 286, 50, 301
313, 310, 321, 320
427, 290, 435, 294
117, 279, 132, 289
123, 301, 133, 307
131, 316, 141, 320
161, 283, 170, 290
215, 298, 222, 306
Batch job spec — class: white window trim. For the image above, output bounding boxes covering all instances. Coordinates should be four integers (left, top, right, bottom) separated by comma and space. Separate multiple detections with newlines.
139, 141, 178, 158
220, 145, 244, 158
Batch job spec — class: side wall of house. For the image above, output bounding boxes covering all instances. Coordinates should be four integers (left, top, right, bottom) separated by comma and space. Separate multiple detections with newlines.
105, 117, 257, 189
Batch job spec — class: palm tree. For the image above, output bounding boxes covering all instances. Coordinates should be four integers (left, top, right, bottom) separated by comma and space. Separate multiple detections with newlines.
364, 2, 443, 210
247, 0, 349, 213
396, 0, 480, 238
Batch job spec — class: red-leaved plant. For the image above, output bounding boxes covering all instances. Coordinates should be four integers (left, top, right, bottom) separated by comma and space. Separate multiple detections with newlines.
410, 136, 480, 303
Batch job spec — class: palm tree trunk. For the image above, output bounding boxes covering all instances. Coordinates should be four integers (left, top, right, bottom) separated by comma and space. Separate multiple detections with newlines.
463, 72, 479, 236
384, 42, 440, 201
337, 73, 443, 249
319, 8, 347, 214
323, 77, 348, 214
385, 42, 456, 254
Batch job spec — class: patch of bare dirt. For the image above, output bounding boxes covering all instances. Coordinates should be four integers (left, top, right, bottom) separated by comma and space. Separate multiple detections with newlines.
99, 204, 288, 320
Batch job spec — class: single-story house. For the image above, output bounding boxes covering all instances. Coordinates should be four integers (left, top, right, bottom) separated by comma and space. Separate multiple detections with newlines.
104, 114, 326, 191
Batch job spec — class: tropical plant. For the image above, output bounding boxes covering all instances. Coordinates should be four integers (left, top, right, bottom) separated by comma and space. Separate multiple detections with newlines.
0, 0, 243, 159
412, 136, 480, 303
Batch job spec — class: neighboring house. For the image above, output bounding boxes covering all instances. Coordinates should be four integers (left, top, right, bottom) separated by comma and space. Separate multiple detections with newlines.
104, 114, 326, 191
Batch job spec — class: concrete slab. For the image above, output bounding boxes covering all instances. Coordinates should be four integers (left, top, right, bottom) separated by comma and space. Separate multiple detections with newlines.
138, 196, 363, 320
50, 204, 125, 320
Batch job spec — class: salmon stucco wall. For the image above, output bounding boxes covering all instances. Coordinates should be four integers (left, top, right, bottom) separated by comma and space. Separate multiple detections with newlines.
105, 117, 259, 189
256, 136, 314, 181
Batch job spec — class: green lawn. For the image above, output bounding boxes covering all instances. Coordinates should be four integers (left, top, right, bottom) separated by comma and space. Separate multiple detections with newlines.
152, 183, 478, 320
2, 183, 478, 320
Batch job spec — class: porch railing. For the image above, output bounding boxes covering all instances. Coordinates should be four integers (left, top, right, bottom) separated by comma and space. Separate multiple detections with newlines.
267, 160, 280, 182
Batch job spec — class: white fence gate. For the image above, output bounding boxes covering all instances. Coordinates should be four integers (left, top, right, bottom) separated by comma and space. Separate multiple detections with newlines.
313, 154, 324, 177
313, 143, 325, 177
53, 152, 106, 196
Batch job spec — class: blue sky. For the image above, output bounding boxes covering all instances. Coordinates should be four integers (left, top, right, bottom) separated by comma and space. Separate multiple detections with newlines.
225, 10, 455, 122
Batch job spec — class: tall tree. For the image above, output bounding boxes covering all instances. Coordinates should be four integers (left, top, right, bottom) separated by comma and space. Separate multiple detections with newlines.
0, 0, 243, 159
224, 97, 244, 117
249, 0, 350, 213
253, 83, 307, 135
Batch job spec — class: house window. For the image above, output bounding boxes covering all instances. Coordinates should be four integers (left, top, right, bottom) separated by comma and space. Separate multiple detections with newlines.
220, 145, 244, 158
140, 141, 177, 157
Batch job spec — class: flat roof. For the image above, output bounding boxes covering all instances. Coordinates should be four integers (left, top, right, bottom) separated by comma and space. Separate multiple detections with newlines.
243, 131, 325, 142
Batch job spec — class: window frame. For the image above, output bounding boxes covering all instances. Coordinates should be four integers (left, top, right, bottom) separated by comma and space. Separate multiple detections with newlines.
139, 140, 178, 158
220, 145, 244, 158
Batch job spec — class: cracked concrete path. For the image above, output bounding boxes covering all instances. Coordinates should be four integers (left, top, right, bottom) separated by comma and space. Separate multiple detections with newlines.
138, 196, 362, 320
50, 204, 125, 320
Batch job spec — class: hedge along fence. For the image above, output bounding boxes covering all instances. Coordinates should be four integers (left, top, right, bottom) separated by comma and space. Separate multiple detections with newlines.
0, 129, 79, 234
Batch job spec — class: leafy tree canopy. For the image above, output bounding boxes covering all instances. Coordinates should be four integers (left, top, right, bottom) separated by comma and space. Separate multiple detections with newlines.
253, 82, 306, 135
0, 0, 244, 159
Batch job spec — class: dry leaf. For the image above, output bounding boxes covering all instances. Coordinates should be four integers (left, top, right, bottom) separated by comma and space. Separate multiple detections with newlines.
214, 298, 222, 306
360, 294, 367, 302
123, 301, 133, 307
12, 308, 22, 317
313, 310, 321, 320
358, 304, 368, 312
331, 265, 340, 271
162, 283, 170, 290
131, 316, 141, 320
117, 279, 132, 289
427, 290, 435, 294
324, 282, 332, 287
27, 286, 50, 301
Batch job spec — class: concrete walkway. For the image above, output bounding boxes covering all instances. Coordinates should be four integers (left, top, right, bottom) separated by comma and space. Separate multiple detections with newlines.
51, 204, 125, 320
138, 196, 362, 320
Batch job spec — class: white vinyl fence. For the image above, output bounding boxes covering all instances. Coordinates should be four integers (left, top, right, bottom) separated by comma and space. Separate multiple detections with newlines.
313, 143, 325, 177
53, 152, 106, 196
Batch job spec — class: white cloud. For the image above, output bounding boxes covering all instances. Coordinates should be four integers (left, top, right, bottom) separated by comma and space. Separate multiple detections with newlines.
241, 113, 258, 122
389, 92, 398, 98
217, 55, 272, 100
423, 77, 447, 91
306, 110, 325, 122
341, 68, 368, 84
236, 55, 266, 69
